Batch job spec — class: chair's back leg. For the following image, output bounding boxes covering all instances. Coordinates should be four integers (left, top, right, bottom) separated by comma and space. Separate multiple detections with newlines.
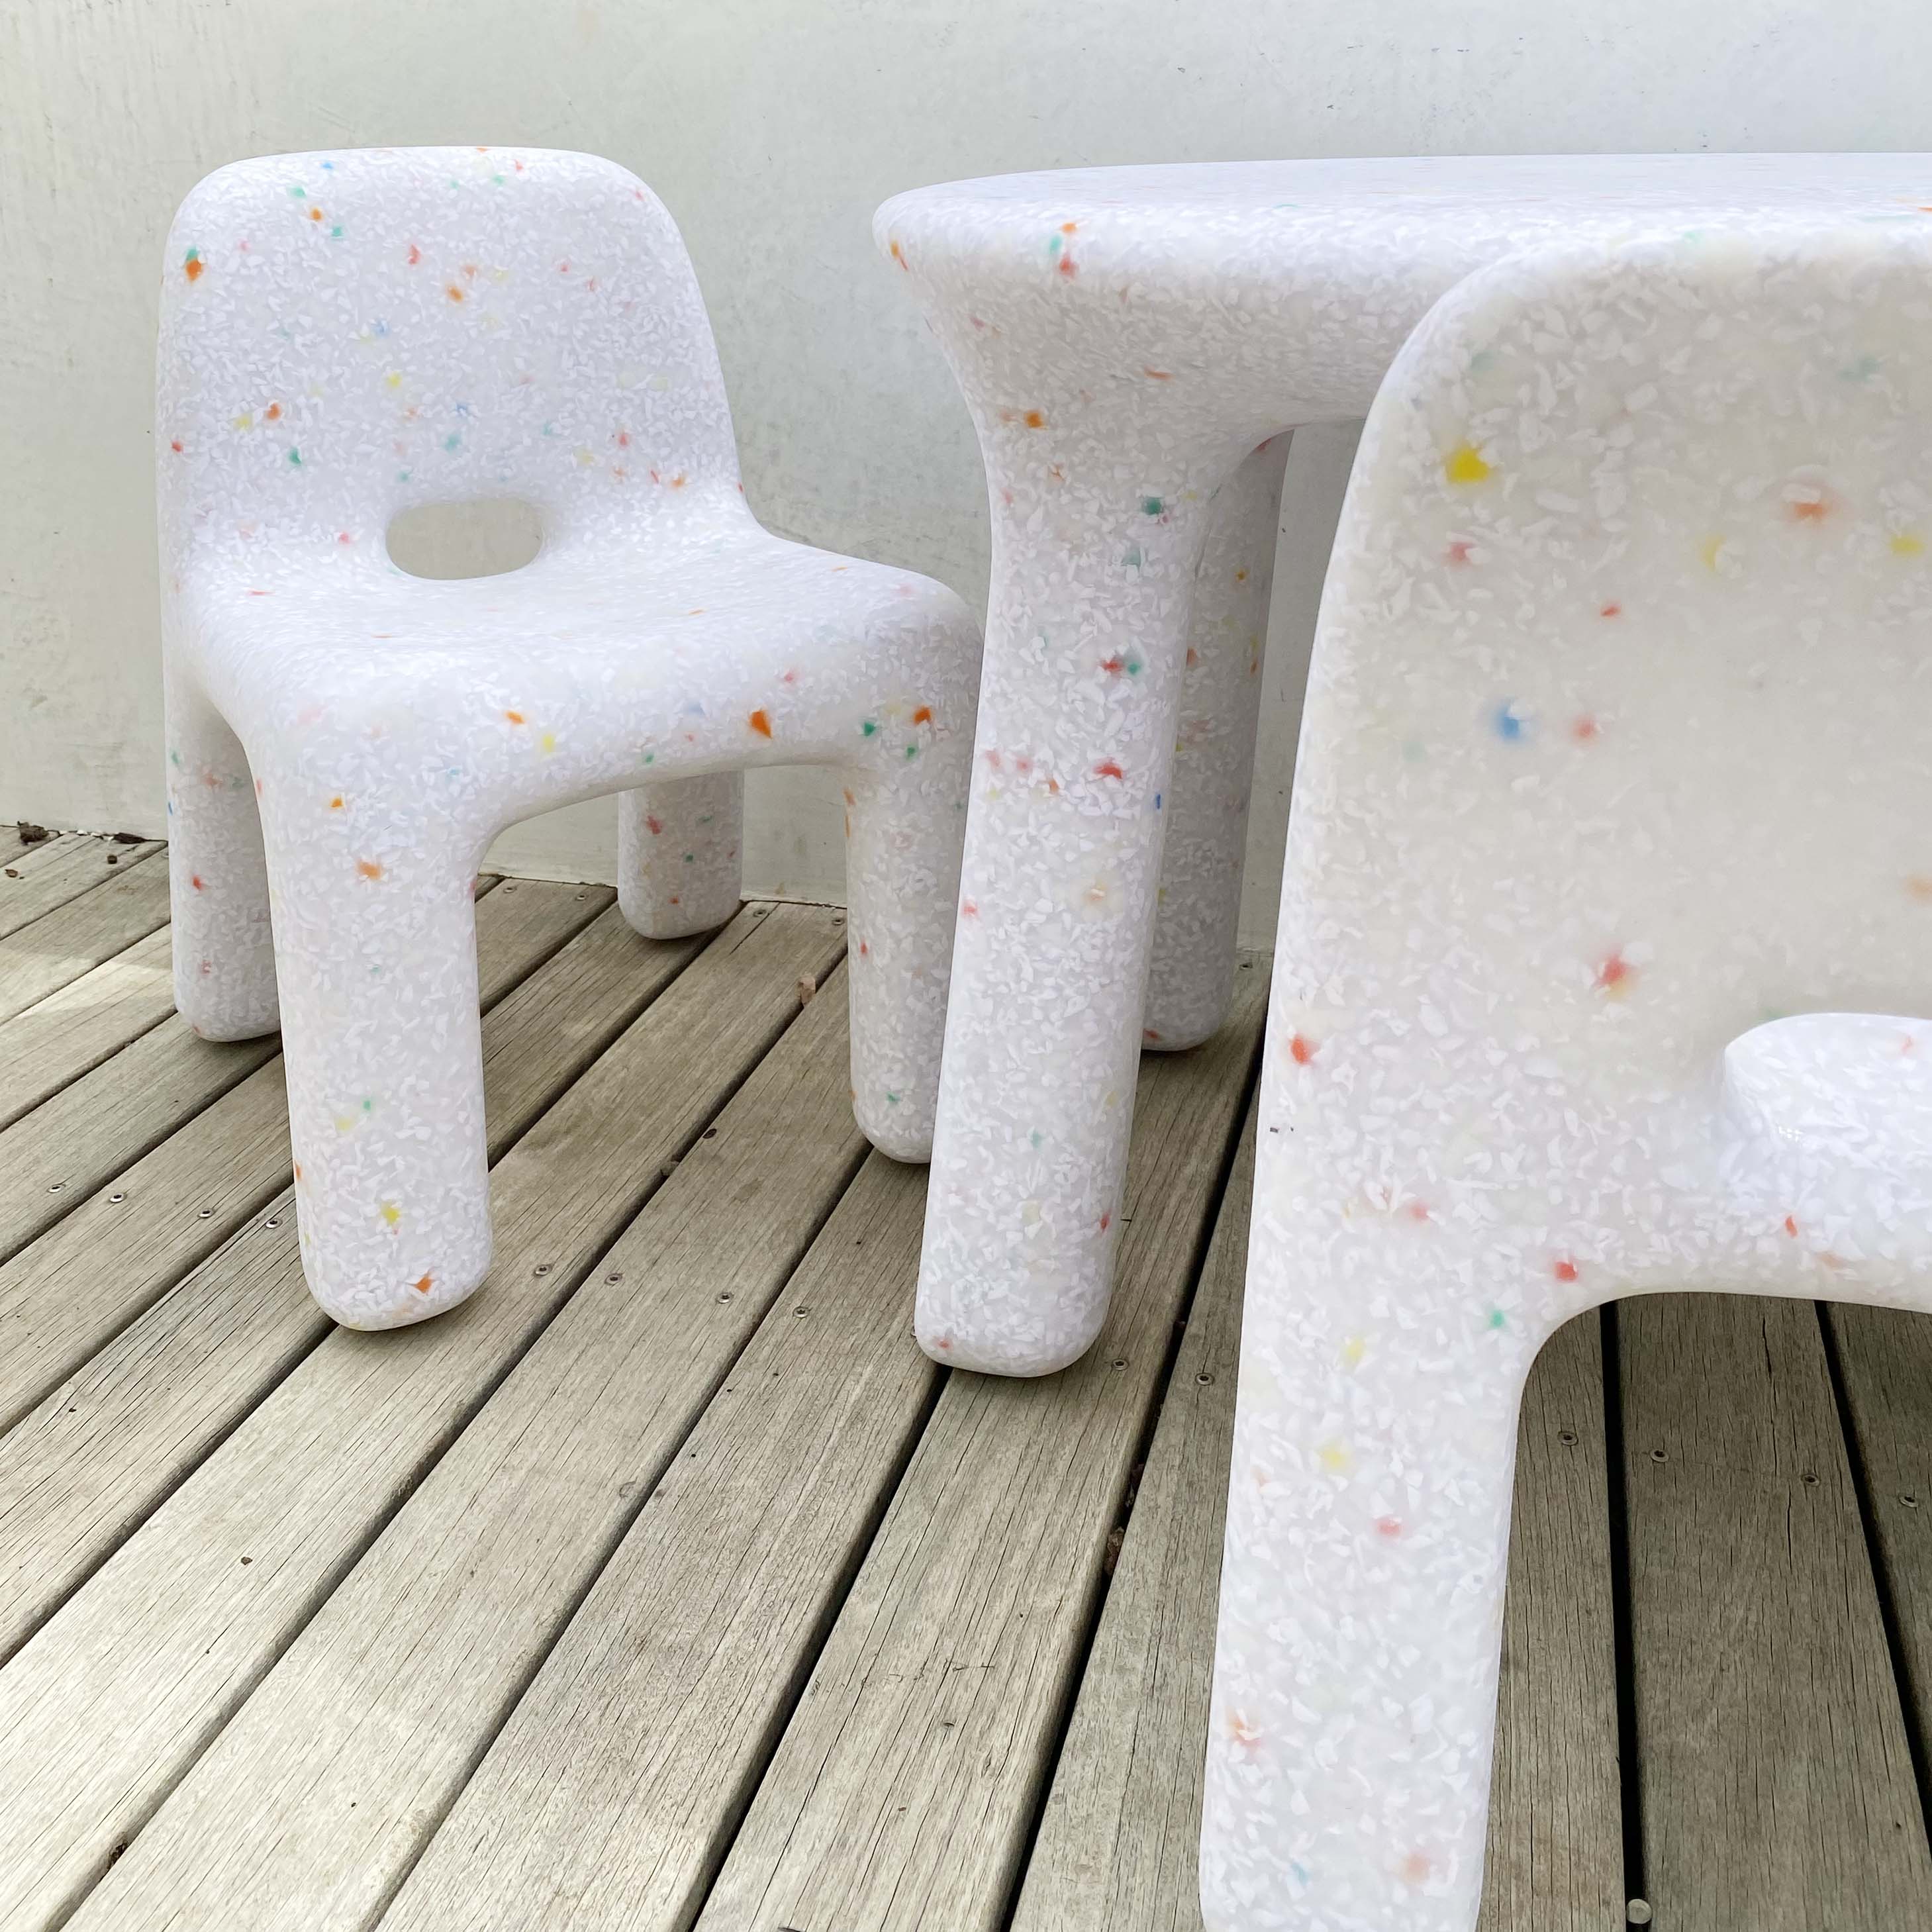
164, 669, 279, 1041
616, 772, 744, 939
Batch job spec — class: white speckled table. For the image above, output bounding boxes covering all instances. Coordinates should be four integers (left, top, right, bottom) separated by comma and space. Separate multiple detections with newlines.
888, 152, 1932, 1932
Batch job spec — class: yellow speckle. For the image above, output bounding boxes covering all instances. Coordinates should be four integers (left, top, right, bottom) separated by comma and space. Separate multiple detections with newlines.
232, 412, 254, 431
1341, 1335, 1367, 1369
575, 446, 597, 466
1317, 1439, 1353, 1475
385, 371, 403, 390
332, 1114, 357, 1134
1698, 534, 1726, 572
379, 1201, 401, 1228
538, 732, 557, 755
1893, 532, 1925, 558
1444, 442, 1492, 485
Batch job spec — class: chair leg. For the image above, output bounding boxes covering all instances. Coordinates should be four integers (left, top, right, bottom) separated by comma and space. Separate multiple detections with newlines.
1144, 436, 1290, 1051
840, 740, 971, 1163
1200, 1302, 1531, 1932
616, 772, 744, 938
164, 672, 277, 1040
259, 800, 491, 1329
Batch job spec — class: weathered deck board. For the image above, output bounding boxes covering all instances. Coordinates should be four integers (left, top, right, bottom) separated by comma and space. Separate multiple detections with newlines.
0, 894, 698, 1658
0, 879, 606, 1424
1619, 1292, 1932, 1929
0, 835, 162, 941
0, 905, 842, 1932
693, 961, 1265, 1932
81, 970, 873, 1931
0, 854, 173, 1036
1008, 1107, 1256, 1932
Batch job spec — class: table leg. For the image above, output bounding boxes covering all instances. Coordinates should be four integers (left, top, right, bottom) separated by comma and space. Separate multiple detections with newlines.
1145, 436, 1291, 1051
916, 447, 1230, 1375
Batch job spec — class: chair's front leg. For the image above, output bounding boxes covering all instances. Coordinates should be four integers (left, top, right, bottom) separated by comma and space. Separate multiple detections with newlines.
164, 669, 278, 1040
1202, 1249, 1541, 1932
916, 445, 1223, 1377
616, 771, 744, 939
1144, 435, 1292, 1051
260, 790, 491, 1329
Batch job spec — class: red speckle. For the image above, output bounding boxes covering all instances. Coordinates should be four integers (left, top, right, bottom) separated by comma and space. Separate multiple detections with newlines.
1406, 1201, 1431, 1223
1056, 253, 1077, 279
983, 749, 1002, 771
1100, 1211, 1111, 1233
1093, 759, 1125, 781
1375, 1515, 1404, 1538
1571, 714, 1599, 744
1789, 496, 1830, 523
1101, 655, 1126, 674
1289, 1033, 1316, 1065
911, 704, 933, 725
1600, 601, 1621, 618
169, 438, 183, 454
859, 940, 869, 957
407, 244, 421, 266
961, 899, 978, 917
748, 708, 773, 738
293, 1162, 302, 1183
336, 531, 353, 546
1784, 1214, 1800, 1237
413, 1273, 434, 1294
190, 873, 205, 892
645, 814, 663, 836
934, 1332, 953, 1350
1398, 1852, 1432, 1887
1185, 646, 1199, 667
1553, 1257, 1579, 1283
616, 428, 630, 448
1444, 539, 1474, 567
1143, 1028, 1161, 1043
1143, 367, 1173, 379
1594, 951, 1632, 993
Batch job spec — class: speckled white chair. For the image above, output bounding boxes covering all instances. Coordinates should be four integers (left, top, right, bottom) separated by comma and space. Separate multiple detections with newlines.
1204, 225, 1932, 1930
158, 146, 979, 1329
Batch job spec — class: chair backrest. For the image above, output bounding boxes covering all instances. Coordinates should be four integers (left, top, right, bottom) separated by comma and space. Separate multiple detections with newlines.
158, 147, 744, 575
1279, 223, 1932, 1210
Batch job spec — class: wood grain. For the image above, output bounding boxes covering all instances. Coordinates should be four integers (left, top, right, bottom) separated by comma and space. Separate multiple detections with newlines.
0, 851, 171, 1033
1619, 1291, 1932, 1930
0, 904, 842, 1932
0, 836, 163, 941
691, 959, 1265, 1932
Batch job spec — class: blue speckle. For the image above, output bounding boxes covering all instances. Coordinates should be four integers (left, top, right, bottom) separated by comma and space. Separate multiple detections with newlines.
1153, 792, 1163, 811
1492, 700, 1528, 743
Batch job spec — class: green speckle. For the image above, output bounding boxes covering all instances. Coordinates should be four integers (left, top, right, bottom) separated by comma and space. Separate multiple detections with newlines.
1122, 544, 1142, 571
1839, 355, 1882, 382
1469, 350, 1496, 374
397, 469, 411, 482
330, 224, 344, 239
444, 433, 461, 452
683, 851, 695, 863
640, 751, 655, 765
1123, 655, 1142, 677
1140, 496, 1164, 517
169, 749, 182, 767
287, 184, 306, 199
287, 448, 303, 467
904, 744, 919, 760
1486, 1308, 1507, 1331
860, 719, 878, 737
1029, 1130, 1043, 1149
885, 1090, 901, 1105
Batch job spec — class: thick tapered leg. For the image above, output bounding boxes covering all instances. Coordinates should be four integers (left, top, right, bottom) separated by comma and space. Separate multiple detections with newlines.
1144, 436, 1290, 1051
1201, 1244, 1543, 1932
841, 738, 971, 1163
261, 793, 491, 1329
916, 452, 1222, 1375
617, 771, 744, 938
164, 670, 277, 1039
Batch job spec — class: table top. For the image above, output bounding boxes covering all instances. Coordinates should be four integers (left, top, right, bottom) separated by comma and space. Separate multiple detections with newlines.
879, 152, 1932, 275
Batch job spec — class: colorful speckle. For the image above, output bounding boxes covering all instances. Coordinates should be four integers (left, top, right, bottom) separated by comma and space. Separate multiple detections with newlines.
1444, 442, 1492, 485
356, 859, 385, 881
183, 248, 204, 283
1289, 1033, 1317, 1065
747, 708, 773, 738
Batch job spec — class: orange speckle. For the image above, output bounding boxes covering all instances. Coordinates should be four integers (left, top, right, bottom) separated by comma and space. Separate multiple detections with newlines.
413, 1273, 434, 1294
889, 238, 908, 270
1143, 367, 1173, 379
669, 473, 687, 489
264, 402, 282, 422
504, 710, 525, 726
1788, 495, 1830, 523
1784, 1214, 1800, 1237
1290, 1033, 1316, 1065
356, 859, 384, 881
446, 285, 465, 303
1908, 875, 1932, 904
1059, 221, 1077, 234
308, 205, 324, 222
1093, 759, 1125, 781
1553, 1257, 1579, 1283
1228, 1711, 1262, 1751
183, 256, 204, 283
293, 1163, 302, 1183
748, 708, 773, 738
911, 704, 933, 725
328, 795, 345, 810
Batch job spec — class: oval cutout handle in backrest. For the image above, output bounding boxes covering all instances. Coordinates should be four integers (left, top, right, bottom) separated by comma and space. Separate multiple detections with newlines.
386, 499, 545, 581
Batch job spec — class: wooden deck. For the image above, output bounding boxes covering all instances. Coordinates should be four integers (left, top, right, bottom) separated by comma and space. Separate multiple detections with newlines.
4, 832, 1932, 1931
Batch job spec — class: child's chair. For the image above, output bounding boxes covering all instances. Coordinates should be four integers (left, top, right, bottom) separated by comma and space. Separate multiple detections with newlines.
1202, 224, 1932, 1929
158, 147, 979, 1330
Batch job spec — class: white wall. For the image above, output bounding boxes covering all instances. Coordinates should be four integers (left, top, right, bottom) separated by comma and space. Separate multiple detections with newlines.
6, 1, 1932, 942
